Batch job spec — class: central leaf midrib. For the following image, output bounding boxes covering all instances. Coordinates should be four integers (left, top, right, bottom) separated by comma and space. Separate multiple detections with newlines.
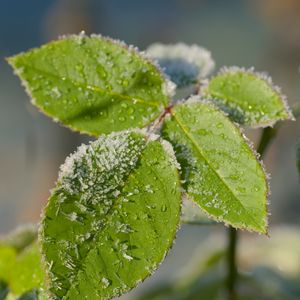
20, 63, 162, 108
171, 109, 258, 224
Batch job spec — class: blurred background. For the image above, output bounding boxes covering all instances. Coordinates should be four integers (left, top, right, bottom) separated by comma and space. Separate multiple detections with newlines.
1, 0, 300, 299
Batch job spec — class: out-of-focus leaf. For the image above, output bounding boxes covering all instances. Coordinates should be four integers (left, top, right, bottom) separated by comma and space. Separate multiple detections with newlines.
0, 243, 44, 297
147, 43, 215, 88
242, 267, 300, 300
0, 225, 37, 253
0, 246, 16, 285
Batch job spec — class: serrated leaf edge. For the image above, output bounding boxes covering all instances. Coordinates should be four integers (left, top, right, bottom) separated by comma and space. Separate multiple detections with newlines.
38, 129, 182, 299
7, 33, 175, 136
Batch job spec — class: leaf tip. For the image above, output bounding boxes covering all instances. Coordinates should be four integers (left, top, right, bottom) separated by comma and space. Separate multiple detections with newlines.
5, 55, 17, 68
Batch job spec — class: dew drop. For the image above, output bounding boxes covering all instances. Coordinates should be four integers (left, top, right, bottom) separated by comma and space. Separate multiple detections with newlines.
75, 63, 84, 75
237, 186, 246, 193
229, 174, 239, 181
161, 204, 167, 212
101, 277, 111, 288
127, 107, 135, 114
51, 87, 61, 99
198, 129, 209, 135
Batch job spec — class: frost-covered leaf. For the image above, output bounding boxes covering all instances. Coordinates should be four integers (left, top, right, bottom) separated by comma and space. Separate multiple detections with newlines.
203, 67, 294, 127
40, 130, 181, 299
0, 243, 44, 296
162, 97, 268, 233
146, 43, 215, 88
8, 34, 174, 136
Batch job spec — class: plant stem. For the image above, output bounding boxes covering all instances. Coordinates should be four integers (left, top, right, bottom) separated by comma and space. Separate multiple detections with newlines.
227, 227, 238, 300
256, 126, 278, 157
292, 103, 300, 119
182, 220, 218, 226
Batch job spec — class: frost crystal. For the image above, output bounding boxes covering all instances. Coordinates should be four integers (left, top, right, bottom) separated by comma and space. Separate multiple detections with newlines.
146, 43, 215, 87
162, 79, 176, 97
160, 139, 181, 170
57, 130, 146, 214
123, 253, 134, 261
101, 277, 111, 288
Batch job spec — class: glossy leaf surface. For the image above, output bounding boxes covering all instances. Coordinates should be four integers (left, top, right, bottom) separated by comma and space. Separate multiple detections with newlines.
162, 98, 268, 233
8, 34, 173, 136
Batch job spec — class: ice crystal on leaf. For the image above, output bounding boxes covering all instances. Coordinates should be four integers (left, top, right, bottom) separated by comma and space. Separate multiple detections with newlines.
40, 130, 181, 299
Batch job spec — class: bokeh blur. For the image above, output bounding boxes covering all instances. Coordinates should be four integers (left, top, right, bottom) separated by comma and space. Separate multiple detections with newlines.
1, 0, 300, 299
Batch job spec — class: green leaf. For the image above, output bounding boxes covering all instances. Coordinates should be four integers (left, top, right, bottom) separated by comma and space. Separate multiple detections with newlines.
0, 246, 16, 285
0, 243, 44, 296
161, 97, 268, 233
40, 130, 181, 299
8, 34, 174, 136
203, 67, 294, 127
146, 43, 215, 88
